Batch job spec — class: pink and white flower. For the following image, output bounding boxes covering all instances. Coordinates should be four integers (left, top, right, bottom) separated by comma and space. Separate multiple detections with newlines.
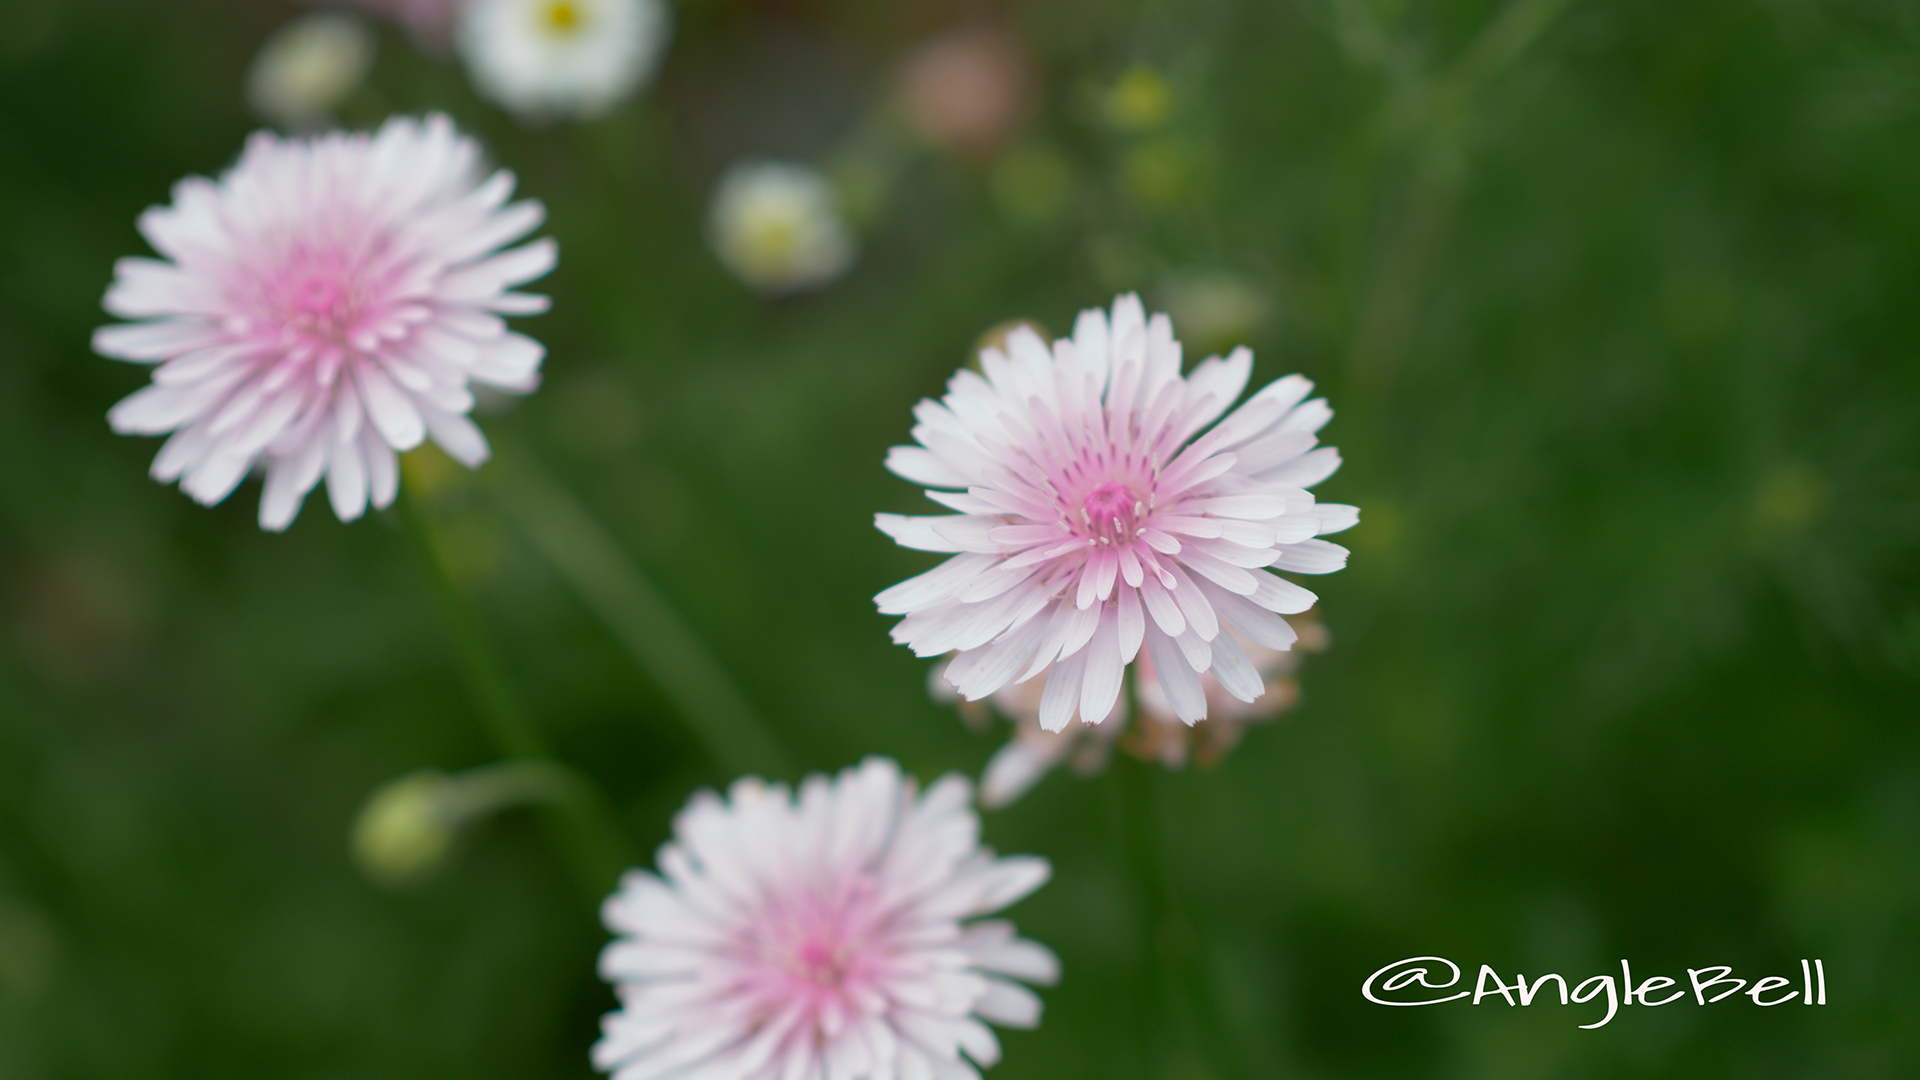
594, 757, 1058, 1080
93, 114, 554, 530
876, 294, 1355, 730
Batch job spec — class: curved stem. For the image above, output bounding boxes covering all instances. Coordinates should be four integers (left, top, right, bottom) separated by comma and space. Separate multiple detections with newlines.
456, 759, 632, 900
396, 487, 632, 902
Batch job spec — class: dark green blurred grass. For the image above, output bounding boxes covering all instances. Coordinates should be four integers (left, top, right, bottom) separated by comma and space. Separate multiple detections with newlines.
2, 0, 1917, 1077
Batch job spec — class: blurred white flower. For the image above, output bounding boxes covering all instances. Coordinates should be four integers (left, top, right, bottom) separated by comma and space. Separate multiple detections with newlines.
706, 160, 856, 294
594, 757, 1058, 1080
708, 161, 859, 296
246, 11, 377, 130
458, 0, 669, 121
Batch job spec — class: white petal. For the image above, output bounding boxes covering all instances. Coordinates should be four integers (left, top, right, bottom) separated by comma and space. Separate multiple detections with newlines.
948, 611, 1052, 701
1188, 536, 1278, 571
1116, 585, 1145, 665
1144, 625, 1206, 723
1186, 345, 1252, 409
930, 515, 1009, 554
108, 383, 214, 434
326, 432, 368, 521
1277, 397, 1333, 435
180, 447, 253, 507
1037, 647, 1089, 732
1310, 503, 1360, 535
1186, 492, 1294, 520
877, 513, 967, 553
887, 445, 968, 487
354, 362, 426, 450
151, 422, 215, 482
1234, 429, 1319, 476
1173, 625, 1212, 673
467, 332, 545, 391
363, 423, 399, 509
1077, 609, 1124, 726
1193, 578, 1299, 652
1259, 445, 1342, 488
92, 319, 223, 362
1165, 565, 1220, 640
960, 922, 1061, 984
973, 977, 1044, 1028
969, 854, 1052, 911
1205, 627, 1265, 703
1271, 539, 1349, 574
875, 553, 998, 615
437, 237, 557, 300
1139, 575, 1185, 637
420, 405, 490, 468
1178, 548, 1263, 595
258, 430, 330, 531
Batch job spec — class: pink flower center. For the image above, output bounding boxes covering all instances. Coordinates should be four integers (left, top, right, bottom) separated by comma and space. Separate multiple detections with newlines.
280, 269, 360, 342
1077, 481, 1144, 545
290, 274, 346, 317
736, 876, 891, 1024
792, 937, 851, 988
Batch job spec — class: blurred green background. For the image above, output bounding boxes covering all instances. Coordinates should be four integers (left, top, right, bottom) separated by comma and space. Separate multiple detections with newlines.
2, 0, 1917, 1077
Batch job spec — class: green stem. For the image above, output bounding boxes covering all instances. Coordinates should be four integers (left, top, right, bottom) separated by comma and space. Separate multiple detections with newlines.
1110, 758, 1175, 1070
484, 443, 794, 780
396, 487, 632, 903
398, 486, 548, 761
461, 760, 632, 901
1113, 756, 1248, 1080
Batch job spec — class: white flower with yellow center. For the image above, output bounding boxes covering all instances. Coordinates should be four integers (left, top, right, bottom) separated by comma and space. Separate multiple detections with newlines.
458, 0, 670, 121
708, 161, 858, 296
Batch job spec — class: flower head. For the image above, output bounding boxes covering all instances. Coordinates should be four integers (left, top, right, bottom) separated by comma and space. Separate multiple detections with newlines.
246, 11, 377, 130
594, 757, 1057, 1080
708, 161, 858, 296
876, 294, 1355, 732
93, 114, 554, 530
458, 0, 670, 121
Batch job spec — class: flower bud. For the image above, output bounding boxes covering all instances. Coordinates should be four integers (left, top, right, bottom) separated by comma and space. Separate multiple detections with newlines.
352, 770, 461, 888
246, 12, 376, 130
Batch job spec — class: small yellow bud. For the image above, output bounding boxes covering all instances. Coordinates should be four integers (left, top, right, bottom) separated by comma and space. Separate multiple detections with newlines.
351, 761, 581, 888
351, 771, 460, 888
